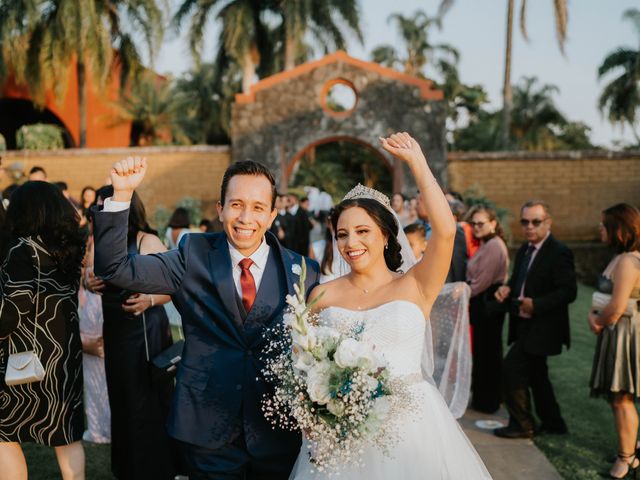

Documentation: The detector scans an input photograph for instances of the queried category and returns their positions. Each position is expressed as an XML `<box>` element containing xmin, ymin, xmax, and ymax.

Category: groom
<box><xmin>93</xmin><ymin>157</ymin><xmax>320</xmax><ymax>479</ymax></box>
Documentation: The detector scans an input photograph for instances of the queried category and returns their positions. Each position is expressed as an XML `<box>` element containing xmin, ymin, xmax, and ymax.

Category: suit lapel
<box><xmin>207</xmin><ymin>235</ymin><xmax>246</xmax><ymax>335</ymax></box>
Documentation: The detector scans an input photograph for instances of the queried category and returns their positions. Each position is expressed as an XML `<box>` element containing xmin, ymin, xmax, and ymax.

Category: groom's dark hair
<box><xmin>220</xmin><ymin>160</ymin><xmax>277</xmax><ymax>209</ymax></box>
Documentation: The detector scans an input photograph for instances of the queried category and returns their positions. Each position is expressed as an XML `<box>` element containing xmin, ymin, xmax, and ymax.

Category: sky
<box><xmin>155</xmin><ymin>0</ymin><xmax>640</xmax><ymax>148</ymax></box>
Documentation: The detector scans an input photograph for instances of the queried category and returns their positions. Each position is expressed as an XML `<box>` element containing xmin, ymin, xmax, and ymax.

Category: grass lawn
<box><xmin>535</xmin><ymin>282</ymin><xmax>621</xmax><ymax>479</ymax></box>
<box><xmin>20</xmin><ymin>283</ymin><xmax>626</xmax><ymax>479</ymax></box>
<box><xmin>23</xmin><ymin>441</ymin><xmax>112</xmax><ymax>479</ymax></box>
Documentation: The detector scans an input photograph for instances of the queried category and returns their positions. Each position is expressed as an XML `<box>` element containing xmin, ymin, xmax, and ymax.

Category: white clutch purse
<box><xmin>5</xmin><ymin>351</ymin><xmax>45</xmax><ymax>386</ymax></box>
<box><xmin>4</xmin><ymin>238</ymin><xmax>46</xmax><ymax>387</ymax></box>
<box><xmin>592</xmin><ymin>291</ymin><xmax>638</xmax><ymax>317</ymax></box>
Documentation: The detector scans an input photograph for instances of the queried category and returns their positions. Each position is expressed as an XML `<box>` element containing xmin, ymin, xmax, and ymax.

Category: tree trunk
<box><xmin>500</xmin><ymin>0</ymin><xmax>514</xmax><ymax>150</ymax></box>
<box><xmin>77</xmin><ymin>58</ymin><xmax>87</xmax><ymax>148</ymax></box>
<box><xmin>242</xmin><ymin>49</ymin><xmax>256</xmax><ymax>94</ymax></box>
<box><xmin>284</xmin><ymin>34</ymin><xmax>296</xmax><ymax>71</ymax></box>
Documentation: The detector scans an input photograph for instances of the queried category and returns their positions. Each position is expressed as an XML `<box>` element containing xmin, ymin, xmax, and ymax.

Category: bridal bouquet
<box><xmin>262</xmin><ymin>260</ymin><xmax>413</xmax><ymax>473</ymax></box>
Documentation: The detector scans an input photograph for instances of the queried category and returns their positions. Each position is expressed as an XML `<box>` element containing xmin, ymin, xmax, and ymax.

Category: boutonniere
<box><xmin>291</xmin><ymin>263</ymin><xmax>302</xmax><ymax>276</ymax></box>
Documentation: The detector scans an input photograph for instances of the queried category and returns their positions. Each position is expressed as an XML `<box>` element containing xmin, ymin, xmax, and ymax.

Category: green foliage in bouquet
<box><xmin>16</xmin><ymin>124</ymin><xmax>64</xmax><ymax>150</ymax></box>
<box><xmin>0</xmin><ymin>133</ymin><xmax>6</xmax><ymax>152</ymax></box>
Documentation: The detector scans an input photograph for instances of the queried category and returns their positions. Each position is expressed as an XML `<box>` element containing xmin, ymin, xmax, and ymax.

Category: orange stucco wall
<box><xmin>1</xmin><ymin>60</ymin><xmax>131</xmax><ymax>148</ymax></box>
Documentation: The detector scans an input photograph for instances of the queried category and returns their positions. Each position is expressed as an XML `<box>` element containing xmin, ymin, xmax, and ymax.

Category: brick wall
<box><xmin>0</xmin><ymin>146</ymin><xmax>231</xmax><ymax>219</ymax></box>
<box><xmin>448</xmin><ymin>151</ymin><xmax>640</xmax><ymax>242</ymax></box>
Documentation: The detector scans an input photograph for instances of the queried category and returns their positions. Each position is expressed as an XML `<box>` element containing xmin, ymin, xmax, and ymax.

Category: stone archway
<box><xmin>287</xmin><ymin>135</ymin><xmax>393</xmax><ymax>192</ymax></box>
<box><xmin>231</xmin><ymin>51</ymin><xmax>447</xmax><ymax>194</ymax></box>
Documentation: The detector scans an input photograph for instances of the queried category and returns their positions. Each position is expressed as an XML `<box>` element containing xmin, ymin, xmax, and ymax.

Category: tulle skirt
<box><xmin>289</xmin><ymin>380</ymin><xmax>492</xmax><ymax>479</ymax></box>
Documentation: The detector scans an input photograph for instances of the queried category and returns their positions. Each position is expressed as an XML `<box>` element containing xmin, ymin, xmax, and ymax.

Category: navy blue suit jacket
<box><xmin>93</xmin><ymin>208</ymin><xmax>320</xmax><ymax>455</ymax></box>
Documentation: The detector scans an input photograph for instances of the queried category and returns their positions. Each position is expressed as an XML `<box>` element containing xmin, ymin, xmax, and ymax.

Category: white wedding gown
<box><xmin>289</xmin><ymin>300</ymin><xmax>492</xmax><ymax>479</ymax></box>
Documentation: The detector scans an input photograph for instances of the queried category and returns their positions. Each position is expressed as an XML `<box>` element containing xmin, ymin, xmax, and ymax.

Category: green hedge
<box><xmin>16</xmin><ymin>124</ymin><xmax>64</xmax><ymax>150</ymax></box>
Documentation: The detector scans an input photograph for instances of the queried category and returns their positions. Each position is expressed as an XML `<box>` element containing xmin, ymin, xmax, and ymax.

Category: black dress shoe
<box><xmin>494</xmin><ymin>425</ymin><xmax>535</xmax><ymax>439</ymax></box>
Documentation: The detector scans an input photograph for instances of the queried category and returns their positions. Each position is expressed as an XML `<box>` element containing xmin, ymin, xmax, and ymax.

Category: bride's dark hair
<box><xmin>332</xmin><ymin>198</ymin><xmax>403</xmax><ymax>272</ymax></box>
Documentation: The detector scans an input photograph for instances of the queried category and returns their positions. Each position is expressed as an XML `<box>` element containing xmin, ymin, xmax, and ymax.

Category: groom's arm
<box><xmin>93</xmin><ymin>202</ymin><xmax>186</xmax><ymax>295</ymax></box>
<box><xmin>93</xmin><ymin>156</ymin><xmax>187</xmax><ymax>294</ymax></box>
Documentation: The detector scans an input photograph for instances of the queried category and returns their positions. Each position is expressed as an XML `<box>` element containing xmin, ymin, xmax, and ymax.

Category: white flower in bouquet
<box><xmin>292</xmin><ymin>349</ymin><xmax>315</xmax><ymax>373</ymax></box>
<box><xmin>334</xmin><ymin>337</ymin><xmax>382</xmax><ymax>372</ymax></box>
<box><xmin>327</xmin><ymin>398</ymin><xmax>346</xmax><ymax>417</ymax></box>
<box><xmin>291</xmin><ymin>328</ymin><xmax>316</xmax><ymax>351</ymax></box>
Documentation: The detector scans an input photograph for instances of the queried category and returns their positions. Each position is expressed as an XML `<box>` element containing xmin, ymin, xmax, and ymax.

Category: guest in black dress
<box><xmin>0</xmin><ymin>182</ymin><xmax>86</xmax><ymax>479</ymax></box>
<box><xmin>465</xmin><ymin>205</ymin><xmax>509</xmax><ymax>413</ymax></box>
<box><xmin>91</xmin><ymin>186</ymin><xmax>178</xmax><ymax>480</ymax></box>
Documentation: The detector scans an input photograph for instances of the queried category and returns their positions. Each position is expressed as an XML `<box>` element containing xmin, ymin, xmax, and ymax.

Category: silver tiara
<box><xmin>342</xmin><ymin>184</ymin><xmax>391</xmax><ymax>209</ymax></box>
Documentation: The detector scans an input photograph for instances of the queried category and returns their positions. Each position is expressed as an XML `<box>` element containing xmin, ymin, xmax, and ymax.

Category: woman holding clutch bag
<box><xmin>589</xmin><ymin>203</ymin><xmax>640</xmax><ymax>479</ymax></box>
<box><xmin>0</xmin><ymin>182</ymin><xmax>86</xmax><ymax>480</ymax></box>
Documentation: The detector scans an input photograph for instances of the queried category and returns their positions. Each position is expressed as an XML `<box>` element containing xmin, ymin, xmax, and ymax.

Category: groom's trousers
<box><xmin>179</xmin><ymin>433</ymin><xmax>299</xmax><ymax>480</ymax></box>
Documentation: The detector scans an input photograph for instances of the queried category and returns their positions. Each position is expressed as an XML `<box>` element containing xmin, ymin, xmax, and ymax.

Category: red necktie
<box><xmin>239</xmin><ymin>258</ymin><xmax>256</xmax><ymax>313</ymax></box>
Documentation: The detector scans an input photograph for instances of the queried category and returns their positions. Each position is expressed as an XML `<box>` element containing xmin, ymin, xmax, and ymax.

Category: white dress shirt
<box><xmin>102</xmin><ymin>197</ymin><xmax>271</xmax><ymax>298</ymax></box>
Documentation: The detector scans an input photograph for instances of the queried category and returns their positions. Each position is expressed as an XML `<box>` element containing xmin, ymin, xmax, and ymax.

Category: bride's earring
<box><xmin>385</xmin><ymin>243</ymin><xmax>389</xmax><ymax>250</ymax></box>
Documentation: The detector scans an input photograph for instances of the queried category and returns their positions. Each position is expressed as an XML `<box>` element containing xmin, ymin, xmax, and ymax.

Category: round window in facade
<box><xmin>321</xmin><ymin>79</ymin><xmax>358</xmax><ymax>117</ymax></box>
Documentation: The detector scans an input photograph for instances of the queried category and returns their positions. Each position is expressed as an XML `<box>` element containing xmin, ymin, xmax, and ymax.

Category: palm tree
<box><xmin>0</xmin><ymin>0</ymin><xmax>163</xmax><ymax>148</ymax></box>
<box><xmin>370</xmin><ymin>11</ymin><xmax>458</xmax><ymax>78</ymax></box>
<box><xmin>174</xmin><ymin>0</ymin><xmax>272</xmax><ymax>94</ymax></box>
<box><xmin>172</xmin><ymin>62</ymin><xmax>240</xmax><ymax>144</ymax></box>
<box><xmin>598</xmin><ymin>8</ymin><xmax>640</xmax><ymax>143</ymax></box>
<box><xmin>509</xmin><ymin>76</ymin><xmax>566</xmax><ymax>151</ymax></box>
<box><xmin>277</xmin><ymin>0</ymin><xmax>363</xmax><ymax>71</ymax></box>
<box><xmin>437</xmin><ymin>0</ymin><xmax>568</xmax><ymax>149</ymax></box>
<box><xmin>500</xmin><ymin>0</ymin><xmax>568</xmax><ymax>148</ymax></box>
<box><xmin>110</xmin><ymin>72</ymin><xmax>188</xmax><ymax>146</ymax></box>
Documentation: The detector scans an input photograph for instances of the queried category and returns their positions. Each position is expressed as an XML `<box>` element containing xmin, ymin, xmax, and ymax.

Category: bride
<box><xmin>289</xmin><ymin>132</ymin><xmax>491</xmax><ymax>479</ymax></box>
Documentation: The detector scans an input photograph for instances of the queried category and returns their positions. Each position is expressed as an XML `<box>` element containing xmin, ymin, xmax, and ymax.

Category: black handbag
<box><xmin>142</xmin><ymin>312</ymin><xmax>184</xmax><ymax>383</ymax></box>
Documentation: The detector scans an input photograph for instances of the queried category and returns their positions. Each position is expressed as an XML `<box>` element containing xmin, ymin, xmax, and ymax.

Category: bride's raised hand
<box><xmin>379</xmin><ymin>132</ymin><xmax>426</xmax><ymax>168</ymax></box>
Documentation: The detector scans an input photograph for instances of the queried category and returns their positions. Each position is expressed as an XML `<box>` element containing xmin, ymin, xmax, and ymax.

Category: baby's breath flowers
<box><xmin>261</xmin><ymin>260</ymin><xmax>413</xmax><ymax>474</ymax></box>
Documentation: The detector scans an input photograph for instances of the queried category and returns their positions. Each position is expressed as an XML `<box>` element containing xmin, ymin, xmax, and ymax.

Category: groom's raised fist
<box><xmin>110</xmin><ymin>156</ymin><xmax>147</xmax><ymax>202</ymax></box>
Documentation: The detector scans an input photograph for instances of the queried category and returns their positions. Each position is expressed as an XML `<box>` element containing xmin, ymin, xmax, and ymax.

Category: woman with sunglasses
<box><xmin>589</xmin><ymin>203</ymin><xmax>640</xmax><ymax>479</ymax></box>
<box><xmin>465</xmin><ymin>204</ymin><xmax>509</xmax><ymax>413</ymax></box>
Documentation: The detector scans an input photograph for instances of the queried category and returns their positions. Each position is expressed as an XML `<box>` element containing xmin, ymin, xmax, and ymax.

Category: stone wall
<box><xmin>232</xmin><ymin>53</ymin><xmax>447</xmax><ymax>192</ymax></box>
<box><xmin>0</xmin><ymin>146</ymin><xmax>230</xmax><ymax>219</ymax></box>
<box><xmin>449</xmin><ymin>151</ymin><xmax>640</xmax><ymax>243</ymax></box>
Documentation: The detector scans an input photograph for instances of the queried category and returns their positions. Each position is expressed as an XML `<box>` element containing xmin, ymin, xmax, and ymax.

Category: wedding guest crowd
<box><xmin>2</xmin><ymin>159</ymin><xmax>640</xmax><ymax>479</ymax></box>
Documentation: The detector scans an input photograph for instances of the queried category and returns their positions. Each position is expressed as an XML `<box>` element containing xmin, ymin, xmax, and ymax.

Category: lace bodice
<box><xmin>319</xmin><ymin>300</ymin><xmax>429</xmax><ymax>377</ymax></box>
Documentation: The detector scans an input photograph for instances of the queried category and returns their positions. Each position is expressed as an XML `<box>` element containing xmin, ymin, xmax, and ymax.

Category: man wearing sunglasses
<box><xmin>493</xmin><ymin>200</ymin><xmax>577</xmax><ymax>439</ymax></box>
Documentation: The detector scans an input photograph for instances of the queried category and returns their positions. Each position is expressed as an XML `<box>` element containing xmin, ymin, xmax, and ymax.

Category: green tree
<box><xmin>174</xmin><ymin>0</ymin><xmax>272</xmax><ymax>94</ymax></box>
<box><xmin>499</xmin><ymin>0</ymin><xmax>568</xmax><ymax>148</ymax></box>
<box><xmin>0</xmin><ymin>0</ymin><xmax>163</xmax><ymax>147</ymax></box>
<box><xmin>438</xmin><ymin>0</ymin><xmax>569</xmax><ymax>149</ymax></box>
<box><xmin>370</xmin><ymin>10</ymin><xmax>458</xmax><ymax>78</ymax></box>
<box><xmin>598</xmin><ymin>8</ymin><xmax>640</xmax><ymax>143</ymax></box>
<box><xmin>510</xmin><ymin>76</ymin><xmax>567</xmax><ymax>151</ymax></box>
<box><xmin>453</xmin><ymin>76</ymin><xmax>594</xmax><ymax>151</ymax></box>
<box><xmin>112</xmin><ymin>72</ymin><xmax>187</xmax><ymax>146</ymax></box>
<box><xmin>277</xmin><ymin>0</ymin><xmax>363</xmax><ymax>71</ymax></box>
<box><xmin>172</xmin><ymin>62</ymin><xmax>240</xmax><ymax>144</ymax></box>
